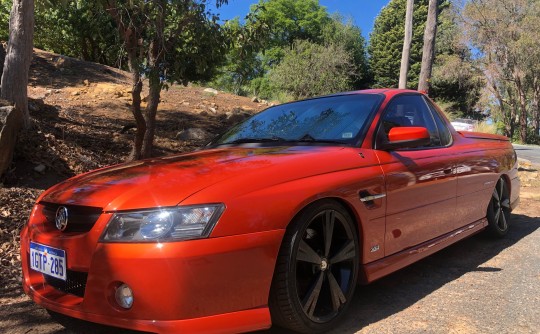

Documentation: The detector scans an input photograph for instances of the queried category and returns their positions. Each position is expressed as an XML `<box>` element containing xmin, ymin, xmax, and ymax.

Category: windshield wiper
<box><xmin>226</xmin><ymin>136</ymin><xmax>287</xmax><ymax>144</ymax></box>
<box><xmin>296</xmin><ymin>133</ymin><xmax>346</xmax><ymax>144</ymax></box>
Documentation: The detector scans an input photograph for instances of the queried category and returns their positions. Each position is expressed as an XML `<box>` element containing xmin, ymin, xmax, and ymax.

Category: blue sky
<box><xmin>212</xmin><ymin>0</ymin><xmax>390</xmax><ymax>39</ymax></box>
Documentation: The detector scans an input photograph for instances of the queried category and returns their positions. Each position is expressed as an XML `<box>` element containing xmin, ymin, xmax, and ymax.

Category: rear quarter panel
<box><xmin>453</xmin><ymin>132</ymin><xmax>518</xmax><ymax>223</ymax></box>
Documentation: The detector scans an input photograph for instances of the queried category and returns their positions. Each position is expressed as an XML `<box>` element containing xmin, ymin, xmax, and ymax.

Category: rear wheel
<box><xmin>269</xmin><ymin>200</ymin><xmax>359</xmax><ymax>333</ymax></box>
<box><xmin>486</xmin><ymin>178</ymin><xmax>511</xmax><ymax>237</ymax></box>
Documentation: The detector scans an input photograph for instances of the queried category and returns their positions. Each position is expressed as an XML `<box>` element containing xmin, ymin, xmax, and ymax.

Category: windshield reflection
<box><xmin>212</xmin><ymin>94</ymin><xmax>383</xmax><ymax>146</ymax></box>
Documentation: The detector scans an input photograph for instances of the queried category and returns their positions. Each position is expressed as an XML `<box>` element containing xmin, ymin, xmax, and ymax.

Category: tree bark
<box><xmin>141</xmin><ymin>2</ymin><xmax>165</xmax><ymax>159</ymax></box>
<box><xmin>418</xmin><ymin>0</ymin><xmax>438</xmax><ymax>93</ymax></box>
<box><xmin>0</xmin><ymin>0</ymin><xmax>34</xmax><ymax>176</ymax></box>
<box><xmin>142</xmin><ymin>68</ymin><xmax>161</xmax><ymax>158</ymax></box>
<box><xmin>0</xmin><ymin>106</ymin><xmax>22</xmax><ymax>176</ymax></box>
<box><xmin>515</xmin><ymin>77</ymin><xmax>528</xmax><ymax>143</ymax></box>
<box><xmin>127</xmin><ymin>53</ymin><xmax>145</xmax><ymax>161</ymax></box>
<box><xmin>532</xmin><ymin>81</ymin><xmax>540</xmax><ymax>140</ymax></box>
<box><xmin>0</xmin><ymin>0</ymin><xmax>34</xmax><ymax>127</ymax></box>
<box><xmin>399</xmin><ymin>0</ymin><xmax>414</xmax><ymax>89</ymax></box>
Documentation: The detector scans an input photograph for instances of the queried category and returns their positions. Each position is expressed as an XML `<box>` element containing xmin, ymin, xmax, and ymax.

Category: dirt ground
<box><xmin>1</xmin><ymin>50</ymin><xmax>539</xmax><ymax>334</ymax></box>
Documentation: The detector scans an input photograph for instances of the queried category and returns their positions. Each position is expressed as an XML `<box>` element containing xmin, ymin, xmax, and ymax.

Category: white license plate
<box><xmin>30</xmin><ymin>242</ymin><xmax>67</xmax><ymax>281</ymax></box>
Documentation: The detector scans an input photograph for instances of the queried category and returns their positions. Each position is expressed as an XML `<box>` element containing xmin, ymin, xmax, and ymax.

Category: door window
<box><xmin>377</xmin><ymin>94</ymin><xmax>443</xmax><ymax>148</ymax></box>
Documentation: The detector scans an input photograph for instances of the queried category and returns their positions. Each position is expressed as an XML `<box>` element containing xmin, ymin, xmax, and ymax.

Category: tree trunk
<box><xmin>399</xmin><ymin>0</ymin><xmax>414</xmax><ymax>89</ymax></box>
<box><xmin>533</xmin><ymin>84</ymin><xmax>540</xmax><ymax>140</ymax></box>
<box><xmin>142</xmin><ymin>68</ymin><xmax>161</xmax><ymax>158</ymax></box>
<box><xmin>0</xmin><ymin>106</ymin><xmax>22</xmax><ymax>175</ymax></box>
<box><xmin>418</xmin><ymin>0</ymin><xmax>438</xmax><ymax>93</ymax></box>
<box><xmin>106</xmin><ymin>1</ymin><xmax>147</xmax><ymax>161</ymax></box>
<box><xmin>0</xmin><ymin>0</ymin><xmax>34</xmax><ymax>176</ymax></box>
<box><xmin>516</xmin><ymin>80</ymin><xmax>528</xmax><ymax>144</ymax></box>
<box><xmin>0</xmin><ymin>0</ymin><xmax>34</xmax><ymax>127</ymax></box>
<box><xmin>533</xmin><ymin>97</ymin><xmax>539</xmax><ymax>139</ymax></box>
<box><xmin>127</xmin><ymin>57</ymin><xmax>145</xmax><ymax>161</ymax></box>
<box><xmin>141</xmin><ymin>3</ymin><xmax>165</xmax><ymax>159</ymax></box>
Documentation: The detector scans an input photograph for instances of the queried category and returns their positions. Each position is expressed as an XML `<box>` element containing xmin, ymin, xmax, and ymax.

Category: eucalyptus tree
<box><xmin>418</xmin><ymin>0</ymin><xmax>439</xmax><ymax>93</ymax></box>
<box><xmin>399</xmin><ymin>0</ymin><xmax>414</xmax><ymax>89</ymax></box>
<box><xmin>463</xmin><ymin>0</ymin><xmax>539</xmax><ymax>142</ymax></box>
<box><xmin>0</xmin><ymin>0</ymin><xmax>34</xmax><ymax>176</ymax></box>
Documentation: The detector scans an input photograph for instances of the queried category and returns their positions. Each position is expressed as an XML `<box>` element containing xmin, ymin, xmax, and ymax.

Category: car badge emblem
<box><xmin>55</xmin><ymin>206</ymin><xmax>69</xmax><ymax>231</ymax></box>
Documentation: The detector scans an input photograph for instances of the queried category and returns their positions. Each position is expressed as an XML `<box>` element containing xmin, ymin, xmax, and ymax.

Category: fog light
<box><xmin>115</xmin><ymin>283</ymin><xmax>134</xmax><ymax>309</ymax></box>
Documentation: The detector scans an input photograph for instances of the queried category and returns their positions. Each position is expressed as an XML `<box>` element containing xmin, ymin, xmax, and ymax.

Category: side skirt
<box><xmin>360</xmin><ymin>218</ymin><xmax>487</xmax><ymax>283</ymax></box>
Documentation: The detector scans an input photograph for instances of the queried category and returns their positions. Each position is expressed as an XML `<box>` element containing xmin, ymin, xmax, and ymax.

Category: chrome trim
<box><xmin>360</xmin><ymin>193</ymin><xmax>386</xmax><ymax>202</ymax></box>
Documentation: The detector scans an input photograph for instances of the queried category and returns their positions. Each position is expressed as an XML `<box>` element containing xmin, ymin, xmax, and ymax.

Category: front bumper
<box><xmin>21</xmin><ymin>224</ymin><xmax>283</xmax><ymax>333</ymax></box>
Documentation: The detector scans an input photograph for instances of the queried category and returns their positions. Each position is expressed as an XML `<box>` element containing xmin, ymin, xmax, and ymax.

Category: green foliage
<box><xmin>212</xmin><ymin>0</ymin><xmax>369</xmax><ymax>100</ymax></box>
<box><xmin>161</xmin><ymin>2</ymin><xmax>228</xmax><ymax>85</ymax></box>
<box><xmin>252</xmin><ymin>0</ymin><xmax>330</xmax><ymax>69</ymax></box>
<box><xmin>33</xmin><ymin>1</ymin><xmax>121</xmax><ymax>66</ymax></box>
<box><xmin>0</xmin><ymin>1</ymin><xmax>10</xmax><ymax>41</ymax></box>
<box><xmin>269</xmin><ymin>40</ymin><xmax>356</xmax><ymax>100</ymax></box>
<box><xmin>369</xmin><ymin>0</ymin><xmax>428</xmax><ymax>88</ymax></box>
<box><xmin>209</xmin><ymin>6</ymin><xmax>269</xmax><ymax>95</ymax></box>
<box><xmin>97</xmin><ymin>0</ymin><xmax>228</xmax><ymax>86</ymax></box>
<box><xmin>321</xmin><ymin>14</ymin><xmax>370</xmax><ymax>88</ymax></box>
<box><xmin>430</xmin><ymin>8</ymin><xmax>483</xmax><ymax>117</ymax></box>
<box><xmin>253</xmin><ymin>0</ymin><xmax>329</xmax><ymax>47</ymax></box>
<box><xmin>369</xmin><ymin>0</ymin><xmax>452</xmax><ymax>89</ymax></box>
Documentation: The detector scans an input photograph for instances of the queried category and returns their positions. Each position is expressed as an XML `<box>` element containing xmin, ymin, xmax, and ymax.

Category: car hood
<box><xmin>40</xmin><ymin>146</ymin><xmax>373</xmax><ymax>211</ymax></box>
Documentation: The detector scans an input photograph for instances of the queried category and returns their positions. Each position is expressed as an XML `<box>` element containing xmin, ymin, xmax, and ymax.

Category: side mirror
<box><xmin>380</xmin><ymin>127</ymin><xmax>431</xmax><ymax>150</ymax></box>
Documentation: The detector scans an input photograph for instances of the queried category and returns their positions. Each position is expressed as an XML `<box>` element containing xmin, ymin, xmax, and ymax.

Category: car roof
<box><xmin>328</xmin><ymin>89</ymin><xmax>422</xmax><ymax>98</ymax></box>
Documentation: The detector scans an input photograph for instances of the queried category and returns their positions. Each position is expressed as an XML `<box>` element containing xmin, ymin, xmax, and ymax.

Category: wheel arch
<box><xmin>500</xmin><ymin>173</ymin><xmax>512</xmax><ymax>198</ymax></box>
<box><xmin>287</xmin><ymin>196</ymin><xmax>364</xmax><ymax>250</ymax></box>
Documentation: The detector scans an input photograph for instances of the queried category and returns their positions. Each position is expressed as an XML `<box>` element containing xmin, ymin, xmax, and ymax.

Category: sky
<box><xmin>211</xmin><ymin>0</ymin><xmax>390</xmax><ymax>39</ymax></box>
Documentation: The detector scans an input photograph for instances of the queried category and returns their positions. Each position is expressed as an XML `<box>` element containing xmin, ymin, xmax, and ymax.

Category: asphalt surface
<box><xmin>513</xmin><ymin>144</ymin><xmax>540</xmax><ymax>165</ymax></box>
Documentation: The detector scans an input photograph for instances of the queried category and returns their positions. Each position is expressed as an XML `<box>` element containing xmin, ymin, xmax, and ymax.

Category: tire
<box><xmin>269</xmin><ymin>200</ymin><xmax>359</xmax><ymax>333</ymax></box>
<box><xmin>486</xmin><ymin>178</ymin><xmax>511</xmax><ymax>237</ymax></box>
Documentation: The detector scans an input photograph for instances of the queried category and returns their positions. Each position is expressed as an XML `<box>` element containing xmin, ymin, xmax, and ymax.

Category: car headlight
<box><xmin>100</xmin><ymin>204</ymin><xmax>225</xmax><ymax>242</ymax></box>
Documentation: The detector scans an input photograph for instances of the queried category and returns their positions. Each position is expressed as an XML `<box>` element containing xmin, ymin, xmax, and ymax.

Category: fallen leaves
<box><xmin>0</xmin><ymin>187</ymin><xmax>41</xmax><ymax>289</ymax></box>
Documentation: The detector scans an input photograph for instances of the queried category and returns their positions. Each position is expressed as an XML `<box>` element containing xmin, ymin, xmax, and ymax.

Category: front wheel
<box><xmin>486</xmin><ymin>178</ymin><xmax>511</xmax><ymax>237</ymax></box>
<box><xmin>269</xmin><ymin>200</ymin><xmax>359</xmax><ymax>333</ymax></box>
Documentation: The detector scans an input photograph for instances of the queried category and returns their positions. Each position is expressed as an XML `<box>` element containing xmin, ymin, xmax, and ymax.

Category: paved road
<box><xmin>513</xmin><ymin>144</ymin><xmax>540</xmax><ymax>165</ymax></box>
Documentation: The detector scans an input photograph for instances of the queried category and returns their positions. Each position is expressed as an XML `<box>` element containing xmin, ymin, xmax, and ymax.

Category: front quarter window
<box><xmin>212</xmin><ymin>94</ymin><xmax>383</xmax><ymax>146</ymax></box>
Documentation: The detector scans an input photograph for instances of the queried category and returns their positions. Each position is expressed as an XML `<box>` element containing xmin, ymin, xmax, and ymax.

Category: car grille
<box><xmin>44</xmin><ymin>270</ymin><xmax>88</xmax><ymax>298</ymax></box>
<box><xmin>40</xmin><ymin>202</ymin><xmax>102</xmax><ymax>233</ymax></box>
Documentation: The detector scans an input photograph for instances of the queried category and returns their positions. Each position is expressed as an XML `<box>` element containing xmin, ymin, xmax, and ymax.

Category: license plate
<box><xmin>30</xmin><ymin>242</ymin><xmax>67</xmax><ymax>281</ymax></box>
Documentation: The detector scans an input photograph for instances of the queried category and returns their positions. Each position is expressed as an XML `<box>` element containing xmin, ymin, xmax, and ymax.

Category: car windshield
<box><xmin>212</xmin><ymin>94</ymin><xmax>383</xmax><ymax>146</ymax></box>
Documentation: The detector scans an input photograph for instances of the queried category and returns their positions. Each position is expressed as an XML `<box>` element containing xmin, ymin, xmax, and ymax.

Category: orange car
<box><xmin>20</xmin><ymin>89</ymin><xmax>520</xmax><ymax>333</ymax></box>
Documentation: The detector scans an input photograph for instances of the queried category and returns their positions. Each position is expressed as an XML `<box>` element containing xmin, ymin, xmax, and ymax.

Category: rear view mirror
<box><xmin>380</xmin><ymin>127</ymin><xmax>431</xmax><ymax>150</ymax></box>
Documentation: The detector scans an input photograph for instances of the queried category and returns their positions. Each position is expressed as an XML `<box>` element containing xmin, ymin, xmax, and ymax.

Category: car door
<box><xmin>374</xmin><ymin>94</ymin><xmax>458</xmax><ymax>256</ymax></box>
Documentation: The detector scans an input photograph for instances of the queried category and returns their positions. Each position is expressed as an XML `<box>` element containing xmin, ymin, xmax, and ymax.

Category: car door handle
<box><xmin>444</xmin><ymin>168</ymin><xmax>452</xmax><ymax>174</ymax></box>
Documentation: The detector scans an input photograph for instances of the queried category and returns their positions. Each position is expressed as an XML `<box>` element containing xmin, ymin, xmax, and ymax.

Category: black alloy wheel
<box><xmin>486</xmin><ymin>178</ymin><xmax>511</xmax><ymax>237</ymax></box>
<box><xmin>269</xmin><ymin>200</ymin><xmax>359</xmax><ymax>333</ymax></box>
